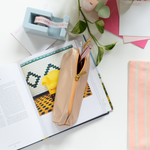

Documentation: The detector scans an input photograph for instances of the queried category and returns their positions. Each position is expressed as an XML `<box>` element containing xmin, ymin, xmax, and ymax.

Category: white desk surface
<box><xmin>1</xmin><ymin>0</ymin><xmax>150</xmax><ymax>150</ymax></box>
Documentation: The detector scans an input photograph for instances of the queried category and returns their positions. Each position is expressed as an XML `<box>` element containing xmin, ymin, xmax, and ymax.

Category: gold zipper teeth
<box><xmin>67</xmin><ymin>51</ymin><xmax>87</xmax><ymax>123</ymax></box>
<box><xmin>75</xmin><ymin>71</ymin><xmax>87</xmax><ymax>81</ymax></box>
<box><xmin>67</xmin><ymin>52</ymin><xmax>80</xmax><ymax>117</ymax></box>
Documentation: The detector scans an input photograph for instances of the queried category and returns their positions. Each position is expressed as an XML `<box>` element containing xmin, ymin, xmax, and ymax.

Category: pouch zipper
<box><xmin>75</xmin><ymin>71</ymin><xmax>87</xmax><ymax>81</ymax></box>
<box><xmin>68</xmin><ymin>53</ymin><xmax>87</xmax><ymax>117</ymax></box>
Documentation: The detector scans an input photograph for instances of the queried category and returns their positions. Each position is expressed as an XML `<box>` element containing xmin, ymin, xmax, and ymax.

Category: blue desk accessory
<box><xmin>23</xmin><ymin>7</ymin><xmax>69</xmax><ymax>41</ymax></box>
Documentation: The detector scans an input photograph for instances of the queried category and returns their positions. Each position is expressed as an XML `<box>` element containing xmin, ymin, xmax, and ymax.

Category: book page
<box><xmin>0</xmin><ymin>63</ymin><xmax>44</xmax><ymax>150</ymax></box>
<box><xmin>18</xmin><ymin>40</ymin><xmax>109</xmax><ymax>138</ymax></box>
<box><xmin>75</xmin><ymin>36</ymin><xmax>112</xmax><ymax>111</ymax></box>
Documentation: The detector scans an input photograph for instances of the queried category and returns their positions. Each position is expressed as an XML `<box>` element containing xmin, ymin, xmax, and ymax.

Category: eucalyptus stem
<box><xmin>70</xmin><ymin>0</ymin><xmax>117</xmax><ymax>65</ymax></box>
<box><xmin>86</xmin><ymin>19</ymin><xmax>94</xmax><ymax>24</ymax></box>
<box><xmin>78</xmin><ymin>0</ymin><xmax>80</xmax><ymax>20</ymax></box>
<box><xmin>87</xmin><ymin>29</ymin><xmax>99</xmax><ymax>47</ymax></box>
<box><xmin>92</xmin><ymin>35</ymin><xmax>104</xmax><ymax>47</ymax></box>
<box><xmin>79</xmin><ymin>7</ymin><xmax>101</xmax><ymax>47</ymax></box>
<box><xmin>78</xmin><ymin>0</ymin><xmax>96</xmax><ymax>45</ymax></box>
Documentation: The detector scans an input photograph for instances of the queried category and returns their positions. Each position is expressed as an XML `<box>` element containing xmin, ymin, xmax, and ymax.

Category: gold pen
<box><xmin>83</xmin><ymin>37</ymin><xmax>92</xmax><ymax>50</ymax></box>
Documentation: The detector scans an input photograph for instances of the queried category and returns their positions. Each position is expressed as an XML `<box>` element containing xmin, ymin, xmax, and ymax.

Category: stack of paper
<box><xmin>119</xmin><ymin>0</ymin><xmax>150</xmax><ymax>37</ymax></box>
<box><xmin>119</xmin><ymin>0</ymin><xmax>150</xmax><ymax>45</ymax></box>
<box><xmin>92</xmin><ymin>0</ymin><xmax>150</xmax><ymax>49</ymax></box>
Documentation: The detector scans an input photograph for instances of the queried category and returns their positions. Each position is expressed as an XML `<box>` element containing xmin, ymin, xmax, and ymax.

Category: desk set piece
<box><xmin>83</xmin><ymin>0</ymin><xmax>98</xmax><ymax>12</ymax></box>
<box><xmin>23</xmin><ymin>7</ymin><xmax>70</xmax><ymax>41</ymax></box>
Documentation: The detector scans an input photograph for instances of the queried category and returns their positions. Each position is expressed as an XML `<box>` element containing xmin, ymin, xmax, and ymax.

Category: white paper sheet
<box><xmin>119</xmin><ymin>1</ymin><xmax>150</xmax><ymax>37</ymax></box>
<box><xmin>0</xmin><ymin>63</ymin><xmax>45</xmax><ymax>150</ymax></box>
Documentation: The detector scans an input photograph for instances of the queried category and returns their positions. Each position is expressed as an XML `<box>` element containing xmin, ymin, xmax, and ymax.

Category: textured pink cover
<box><xmin>100</xmin><ymin>0</ymin><xmax>148</xmax><ymax>49</ymax></box>
<box><xmin>128</xmin><ymin>61</ymin><xmax>150</xmax><ymax>149</ymax></box>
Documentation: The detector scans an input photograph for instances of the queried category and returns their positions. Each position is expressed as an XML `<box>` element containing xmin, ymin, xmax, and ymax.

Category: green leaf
<box><xmin>98</xmin><ymin>6</ymin><xmax>110</xmax><ymax>19</ymax></box>
<box><xmin>104</xmin><ymin>42</ymin><xmax>117</xmax><ymax>50</ymax></box>
<box><xmin>95</xmin><ymin>2</ymin><xmax>104</xmax><ymax>12</ymax></box>
<box><xmin>96</xmin><ymin>46</ymin><xmax>104</xmax><ymax>66</ymax></box>
<box><xmin>95</xmin><ymin>20</ymin><xmax>105</xmax><ymax>34</ymax></box>
<box><xmin>70</xmin><ymin>20</ymin><xmax>87</xmax><ymax>34</ymax></box>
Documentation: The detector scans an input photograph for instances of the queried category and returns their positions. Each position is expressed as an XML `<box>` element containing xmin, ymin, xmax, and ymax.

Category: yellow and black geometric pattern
<box><xmin>34</xmin><ymin>83</ymin><xmax>92</xmax><ymax>116</ymax></box>
<box><xmin>34</xmin><ymin>92</ymin><xmax>55</xmax><ymax>116</ymax></box>
<box><xmin>83</xmin><ymin>83</ymin><xmax>92</xmax><ymax>98</ymax></box>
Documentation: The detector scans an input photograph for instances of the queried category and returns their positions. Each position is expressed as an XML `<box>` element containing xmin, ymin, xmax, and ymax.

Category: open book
<box><xmin>0</xmin><ymin>40</ymin><xmax>113</xmax><ymax>150</ymax></box>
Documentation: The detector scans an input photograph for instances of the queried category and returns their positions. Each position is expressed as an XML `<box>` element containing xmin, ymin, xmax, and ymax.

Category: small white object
<box><xmin>79</xmin><ymin>41</ymin><xmax>83</xmax><ymax>54</ymax></box>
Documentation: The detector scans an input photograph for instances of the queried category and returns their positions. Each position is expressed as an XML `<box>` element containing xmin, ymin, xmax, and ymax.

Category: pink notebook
<box><xmin>100</xmin><ymin>0</ymin><xmax>148</xmax><ymax>49</ymax></box>
<box><xmin>128</xmin><ymin>61</ymin><xmax>150</xmax><ymax>149</ymax></box>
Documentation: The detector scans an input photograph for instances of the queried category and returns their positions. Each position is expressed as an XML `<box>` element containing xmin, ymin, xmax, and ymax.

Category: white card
<box><xmin>119</xmin><ymin>1</ymin><xmax>150</xmax><ymax>37</ymax></box>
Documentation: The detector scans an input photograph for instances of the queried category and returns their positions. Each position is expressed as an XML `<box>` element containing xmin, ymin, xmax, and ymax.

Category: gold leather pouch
<box><xmin>53</xmin><ymin>47</ymin><xmax>90</xmax><ymax>126</ymax></box>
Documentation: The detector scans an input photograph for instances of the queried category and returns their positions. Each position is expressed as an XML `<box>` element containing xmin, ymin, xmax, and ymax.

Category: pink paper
<box><xmin>101</xmin><ymin>0</ymin><xmax>148</xmax><ymax>49</ymax></box>
<box><xmin>116</xmin><ymin>0</ymin><xmax>150</xmax><ymax>43</ymax></box>
<box><xmin>123</xmin><ymin>36</ymin><xmax>150</xmax><ymax>43</ymax></box>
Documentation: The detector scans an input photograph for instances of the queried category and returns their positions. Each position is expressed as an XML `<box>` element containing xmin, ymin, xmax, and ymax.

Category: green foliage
<box><xmin>98</xmin><ymin>6</ymin><xmax>110</xmax><ymax>19</ymax></box>
<box><xmin>104</xmin><ymin>42</ymin><xmax>117</xmax><ymax>51</ymax></box>
<box><xmin>95</xmin><ymin>20</ymin><xmax>104</xmax><ymax>34</ymax></box>
<box><xmin>71</xmin><ymin>0</ymin><xmax>117</xmax><ymax>66</ymax></box>
<box><xmin>71</xmin><ymin>20</ymin><xmax>87</xmax><ymax>34</ymax></box>
<box><xmin>95</xmin><ymin>2</ymin><xmax>104</xmax><ymax>12</ymax></box>
<box><xmin>95</xmin><ymin>1</ymin><xmax>110</xmax><ymax>19</ymax></box>
<box><xmin>96</xmin><ymin>47</ymin><xmax>104</xmax><ymax>66</ymax></box>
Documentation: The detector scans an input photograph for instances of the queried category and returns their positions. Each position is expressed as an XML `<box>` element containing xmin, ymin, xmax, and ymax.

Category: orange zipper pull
<box><xmin>75</xmin><ymin>71</ymin><xmax>87</xmax><ymax>81</ymax></box>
